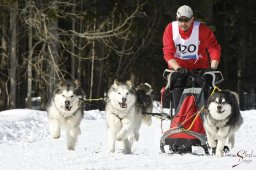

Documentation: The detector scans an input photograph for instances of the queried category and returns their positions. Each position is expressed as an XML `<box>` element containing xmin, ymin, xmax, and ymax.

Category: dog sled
<box><xmin>159</xmin><ymin>69</ymin><xmax>224</xmax><ymax>154</ymax></box>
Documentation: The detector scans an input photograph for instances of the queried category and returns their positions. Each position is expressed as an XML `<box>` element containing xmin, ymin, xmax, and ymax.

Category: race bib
<box><xmin>172</xmin><ymin>21</ymin><xmax>200</xmax><ymax>60</ymax></box>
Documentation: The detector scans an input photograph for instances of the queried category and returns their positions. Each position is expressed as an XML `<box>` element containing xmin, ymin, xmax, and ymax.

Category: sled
<box><xmin>159</xmin><ymin>69</ymin><xmax>224</xmax><ymax>154</ymax></box>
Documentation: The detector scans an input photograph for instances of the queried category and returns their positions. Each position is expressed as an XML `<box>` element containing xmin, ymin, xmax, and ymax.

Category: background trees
<box><xmin>0</xmin><ymin>0</ymin><xmax>255</xmax><ymax>110</ymax></box>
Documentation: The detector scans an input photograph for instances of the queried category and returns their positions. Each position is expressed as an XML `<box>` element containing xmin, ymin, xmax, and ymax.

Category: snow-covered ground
<box><xmin>0</xmin><ymin>106</ymin><xmax>255</xmax><ymax>170</ymax></box>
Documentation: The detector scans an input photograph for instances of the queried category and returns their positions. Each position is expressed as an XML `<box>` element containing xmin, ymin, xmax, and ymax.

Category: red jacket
<box><xmin>163</xmin><ymin>21</ymin><xmax>221</xmax><ymax>70</ymax></box>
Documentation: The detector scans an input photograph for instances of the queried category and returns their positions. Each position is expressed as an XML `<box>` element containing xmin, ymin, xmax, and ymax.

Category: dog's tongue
<box><xmin>119</xmin><ymin>102</ymin><xmax>127</xmax><ymax>108</ymax></box>
<box><xmin>65</xmin><ymin>106</ymin><xmax>72</xmax><ymax>111</ymax></box>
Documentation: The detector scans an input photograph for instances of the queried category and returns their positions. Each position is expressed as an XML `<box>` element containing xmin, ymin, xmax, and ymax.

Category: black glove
<box><xmin>176</xmin><ymin>67</ymin><xmax>187</xmax><ymax>75</ymax></box>
<box><xmin>203</xmin><ymin>73</ymin><xmax>214</xmax><ymax>87</ymax></box>
<box><xmin>210</xmin><ymin>67</ymin><xmax>217</xmax><ymax>71</ymax></box>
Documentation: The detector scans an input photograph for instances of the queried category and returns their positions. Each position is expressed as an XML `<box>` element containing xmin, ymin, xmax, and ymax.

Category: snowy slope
<box><xmin>0</xmin><ymin>108</ymin><xmax>255</xmax><ymax>170</ymax></box>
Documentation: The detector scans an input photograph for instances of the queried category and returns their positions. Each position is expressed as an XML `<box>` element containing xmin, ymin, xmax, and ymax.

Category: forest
<box><xmin>0</xmin><ymin>0</ymin><xmax>255</xmax><ymax>111</ymax></box>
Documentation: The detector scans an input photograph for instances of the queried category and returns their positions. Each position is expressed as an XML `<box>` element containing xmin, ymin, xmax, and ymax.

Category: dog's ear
<box><xmin>136</xmin><ymin>83</ymin><xmax>153</xmax><ymax>95</ymax></box>
<box><xmin>144</xmin><ymin>83</ymin><xmax>152</xmax><ymax>89</ymax></box>
<box><xmin>126</xmin><ymin>80</ymin><xmax>132</xmax><ymax>88</ymax></box>
<box><xmin>144</xmin><ymin>83</ymin><xmax>153</xmax><ymax>95</ymax></box>
<box><xmin>112</xmin><ymin>79</ymin><xmax>120</xmax><ymax>90</ymax></box>
<box><xmin>114</xmin><ymin>79</ymin><xmax>120</xmax><ymax>85</ymax></box>
<box><xmin>74</xmin><ymin>79</ymin><xmax>81</xmax><ymax>88</ymax></box>
<box><xmin>135</xmin><ymin>83</ymin><xmax>142</xmax><ymax>90</ymax></box>
<box><xmin>55</xmin><ymin>79</ymin><xmax>65</xmax><ymax>94</ymax></box>
<box><xmin>59</xmin><ymin>79</ymin><xmax>65</xmax><ymax>87</ymax></box>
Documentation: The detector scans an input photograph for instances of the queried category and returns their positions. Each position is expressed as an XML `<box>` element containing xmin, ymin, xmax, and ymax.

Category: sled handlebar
<box><xmin>163</xmin><ymin>69</ymin><xmax>218</xmax><ymax>78</ymax></box>
<box><xmin>163</xmin><ymin>69</ymin><xmax>224</xmax><ymax>88</ymax></box>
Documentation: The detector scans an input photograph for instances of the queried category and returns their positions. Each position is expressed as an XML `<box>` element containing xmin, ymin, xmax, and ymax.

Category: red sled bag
<box><xmin>160</xmin><ymin>69</ymin><xmax>224</xmax><ymax>154</ymax></box>
<box><xmin>161</xmin><ymin>87</ymin><xmax>208</xmax><ymax>154</ymax></box>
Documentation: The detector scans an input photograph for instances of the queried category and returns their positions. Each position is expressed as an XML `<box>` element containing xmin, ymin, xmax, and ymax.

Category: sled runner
<box><xmin>159</xmin><ymin>69</ymin><xmax>224</xmax><ymax>154</ymax></box>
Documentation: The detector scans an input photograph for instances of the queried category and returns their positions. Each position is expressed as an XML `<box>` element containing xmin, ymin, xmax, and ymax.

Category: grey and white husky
<box><xmin>47</xmin><ymin>79</ymin><xmax>84</xmax><ymax>150</ymax></box>
<box><xmin>105</xmin><ymin>80</ymin><xmax>152</xmax><ymax>154</ymax></box>
<box><xmin>204</xmin><ymin>90</ymin><xmax>243</xmax><ymax>156</ymax></box>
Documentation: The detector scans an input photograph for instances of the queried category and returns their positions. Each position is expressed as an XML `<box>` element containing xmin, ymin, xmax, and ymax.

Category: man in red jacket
<box><xmin>163</xmin><ymin>5</ymin><xmax>221</xmax><ymax>74</ymax></box>
<box><xmin>161</xmin><ymin>6</ymin><xmax>221</xmax><ymax>154</ymax></box>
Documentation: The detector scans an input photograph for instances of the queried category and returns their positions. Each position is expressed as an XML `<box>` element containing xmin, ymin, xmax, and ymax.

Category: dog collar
<box><xmin>112</xmin><ymin>112</ymin><xmax>124</xmax><ymax>121</ymax></box>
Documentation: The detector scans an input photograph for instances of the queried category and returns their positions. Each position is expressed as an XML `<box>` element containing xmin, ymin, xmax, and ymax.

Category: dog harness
<box><xmin>111</xmin><ymin>112</ymin><xmax>125</xmax><ymax>121</ymax></box>
<box><xmin>111</xmin><ymin>110</ymin><xmax>131</xmax><ymax>121</ymax></box>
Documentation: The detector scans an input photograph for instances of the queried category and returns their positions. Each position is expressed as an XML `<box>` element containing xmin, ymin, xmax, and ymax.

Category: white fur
<box><xmin>204</xmin><ymin>92</ymin><xmax>242</xmax><ymax>157</ymax></box>
<box><xmin>204</xmin><ymin>119</ymin><xmax>231</xmax><ymax>157</ymax></box>
<box><xmin>106</xmin><ymin>82</ymin><xmax>152</xmax><ymax>154</ymax></box>
<box><xmin>207</xmin><ymin>101</ymin><xmax>231</xmax><ymax>121</ymax></box>
<box><xmin>47</xmin><ymin>89</ymin><xmax>83</xmax><ymax>150</ymax></box>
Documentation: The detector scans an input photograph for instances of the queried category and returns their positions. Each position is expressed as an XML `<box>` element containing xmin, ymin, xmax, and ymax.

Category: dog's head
<box><xmin>108</xmin><ymin>80</ymin><xmax>136</xmax><ymax>110</ymax></box>
<box><xmin>207</xmin><ymin>90</ymin><xmax>236</xmax><ymax>120</ymax></box>
<box><xmin>135</xmin><ymin>83</ymin><xmax>153</xmax><ymax>110</ymax></box>
<box><xmin>136</xmin><ymin>83</ymin><xmax>153</xmax><ymax>95</ymax></box>
<box><xmin>54</xmin><ymin>79</ymin><xmax>82</xmax><ymax>112</ymax></box>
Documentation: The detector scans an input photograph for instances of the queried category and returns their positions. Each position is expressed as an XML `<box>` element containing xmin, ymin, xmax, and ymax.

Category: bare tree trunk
<box><xmin>0</xmin><ymin>16</ymin><xmax>8</xmax><ymax>110</ymax></box>
<box><xmin>90</xmin><ymin>40</ymin><xmax>95</xmax><ymax>99</ymax></box>
<box><xmin>114</xmin><ymin>34</ymin><xmax>128</xmax><ymax>78</ymax></box>
<box><xmin>47</xmin><ymin>1</ymin><xmax>60</xmax><ymax>96</ymax></box>
<box><xmin>237</xmin><ymin>4</ymin><xmax>247</xmax><ymax>110</ymax></box>
<box><xmin>89</xmin><ymin>17</ymin><xmax>96</xmax><ymax>100</ymax></box>
<box><xmin>9</xmin><ymin>1</ymin><xmax>18</xmax><ymax>109</ymax></box>
<box><xmin>130</xmin><ymin>71</ymin><xmax>136</xmax><ymax>87</ymax></box>
<box><xmin>39</xmin><ymin>47</ymin><xmax>47</xmax><ymax>110</ymax></box>
<box><xmin>27</xmin><ymin>0</ymin><xmax>33</xmax><ymax>108</ymax></box>
<box><xmin>77</xmin><ymin>1</ymin><xmax>83</xmax><ymax>81</ymax></box>
<box><xmin>96</xmin><ymin>61</ymin><xmax>103</xmax><ymax>97</ymax></box>
<box><xmin>77</xmin><ymin>24</ymin><xmax>82</xmax><ymax>81</ymax></box>
<box><xmin>71</xmin><ymin>0</ymin><xmax>76</xmax><ymax>79</ymax></box>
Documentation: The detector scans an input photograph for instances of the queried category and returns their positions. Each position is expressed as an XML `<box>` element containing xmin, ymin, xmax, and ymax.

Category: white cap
<box><xmin>176</xmin><ymin>5</ymin><xmax>193</xmax><ymax>19</ymax></box>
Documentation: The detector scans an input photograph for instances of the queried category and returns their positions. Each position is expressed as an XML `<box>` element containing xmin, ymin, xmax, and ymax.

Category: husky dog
<box><xmin>47</xmin><ymin>79</ymin><xmax>84</xmax><ymax>150</ymax></box>
<box><xmin>204</xmin><ymin>90</ymin><xmax>243</xmax><ymax>156</ymax></box>
<box><xmin>136</xmin><ymin>83</ymin><xmax>154</xmax><ymax>114</ymax></box>
<box><xmin>106</xmin><ymin>80</ymin><xmax>152</xmax><ymax>154</ymax></box>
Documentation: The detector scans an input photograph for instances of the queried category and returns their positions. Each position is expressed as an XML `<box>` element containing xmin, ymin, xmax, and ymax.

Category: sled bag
<box><xmin>166</xmin><ymin>88</ymin><xmax>206</xmax><ymax>147</ymax></box>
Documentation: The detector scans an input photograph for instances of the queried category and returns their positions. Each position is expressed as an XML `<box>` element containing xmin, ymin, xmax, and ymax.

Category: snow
<box><xmin>0</xmin><ymin>106</ymin><xmax>255</xmax><ymax>170</ymax></box>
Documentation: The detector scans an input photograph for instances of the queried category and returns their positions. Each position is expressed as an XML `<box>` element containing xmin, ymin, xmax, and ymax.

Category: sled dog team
<box><xmin>47</xmin><ymin>79</ymin><xmax>243</xmax><ymax>156</ymax></box>
<box><xmin>47</xmin><ymin>79</ymin><xmax>153</xmax><ymax>153</ymax></box>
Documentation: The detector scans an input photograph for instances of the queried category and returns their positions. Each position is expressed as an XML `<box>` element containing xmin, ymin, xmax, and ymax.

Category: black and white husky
<box><xmin>105</xmin><ymin>80</ymin><xmax>152</xmax><ymax>154</ymax></box>
<box><xmin>204</xmin><ymin>90</ymin><xmax>243</xmax><ymax>156</ymax></box>
<box><xmin>47</xmin><ymin>80</ymin><xmax>84</xmax><ymax>150</ymax></box>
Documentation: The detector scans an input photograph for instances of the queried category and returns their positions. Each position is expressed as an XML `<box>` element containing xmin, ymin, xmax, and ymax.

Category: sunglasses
<box><xmin>177</xmin><ymin>17</ymin><xmax>191</xmax><ymax>22</ymax></box>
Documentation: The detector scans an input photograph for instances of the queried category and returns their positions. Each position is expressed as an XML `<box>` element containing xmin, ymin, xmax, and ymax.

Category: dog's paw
<box><xmin>107</xmin><ymin>149</ymin><xmax>115</xmax><ymax>153</ymax></box>
<box><xmin>50</xmin><ymin>129</ymin><xmax>60</xmax><ymax>139</ymax></box>
<box><xmin>116</xmin><ymin>134</ymin><xmax>123</xmax><ymax>141</ymax></box>
<box><xmin>67</xmin><ymin>146</ymin><xmax>75</xmax><ymax>150</ymax></box>
<box><xmin>223</xmin><ymin>146</ymin><xmax>230</xmax><ymax>153</ymax></box>
<box><xmin>53</xmin><ymin>133</ymin><xmax>60</xmax><ymax>139</ymax></box>
<box><xmin>215</xmin><ymin>150</ymin><xmax>224</xmax><ymax>157</ymax></box>
<box><xmin>122</xmin><ymin>149</ymin><xmax>132</xmax><ymax>154</ymax></box>
<box><xmin>207</xmin><ymin>139</ymin><xmax>216</xmax><ymax>148</ymax></box>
